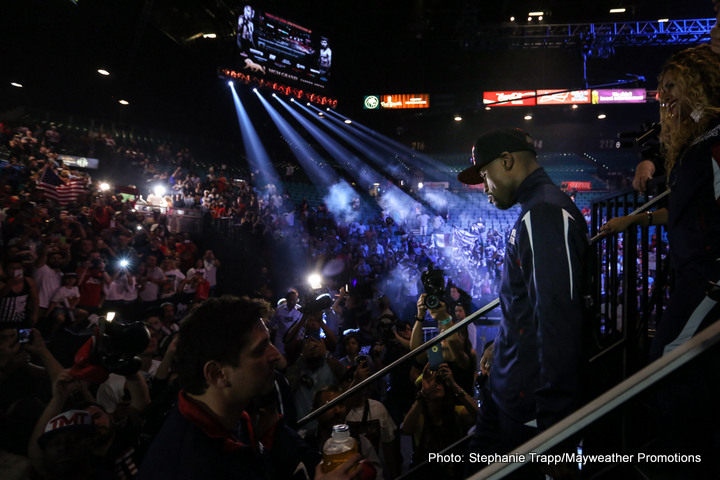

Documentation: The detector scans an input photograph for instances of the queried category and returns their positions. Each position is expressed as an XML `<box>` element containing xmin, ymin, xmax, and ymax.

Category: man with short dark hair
<box><xmin>458</xmin><ymin>128</ymin><xmax>589</xmax><ymax>478</ymax></box>
<box><xmin>137</xmin><ymin>296</ymin><xmax>361</xmax><ymax>480</ymax></box>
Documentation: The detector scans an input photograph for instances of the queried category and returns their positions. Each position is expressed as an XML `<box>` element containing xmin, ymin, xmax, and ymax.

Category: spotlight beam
<box><xmin>255</xmin><ymin>91</ymin><xmax>338</xmax><ymax>186</ymax></box>
<box><xmin>319</xmin><ymin>106</ymin><xmax>450</xmax><ymax>181</ymax></box>
<box><xmin>281</xmin><ymin>98</ymin><xmax>450</xmax><ymax>226</ymax></box>
<box><xmin>296</xmin><ymin>101</ymin><xmax>458</xmax><ymax>219</ymax></box>
<box><xmin>229</xmin><ymin>84</ymin><xmax>281</xmax><ymax>187</ymax></box>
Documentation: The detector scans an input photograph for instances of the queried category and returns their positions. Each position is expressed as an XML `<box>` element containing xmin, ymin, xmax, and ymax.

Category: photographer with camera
<box><xmin>284</xmin><ymin>308</ymin><xmax>338</xmax><ymax>365</ymax></box>
<box><xmin>410</xmin><ymin>270</ymin><xmax>475</xmax><ymax>396</ymax></box>
<box><xmin>401</xmin><ymin>363</ymin><xmax>476</xmax><ymax>476</ymax></box>
<box><xmin>76</xmin><ymin>251</ymin><xmax>111</xmax><ymax>315</ymax></box>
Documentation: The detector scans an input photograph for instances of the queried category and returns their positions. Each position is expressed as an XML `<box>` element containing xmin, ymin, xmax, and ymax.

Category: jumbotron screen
<box><xmin>235</xmin><ymin>4</ymin><xmax>332</xmax><ymax>91</ymax></box>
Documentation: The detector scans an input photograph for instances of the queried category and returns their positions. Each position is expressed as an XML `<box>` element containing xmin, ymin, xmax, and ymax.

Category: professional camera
<box><xmin>70</xmin><ymin>312</ymin><xmax>150</xmax><ymax>384</ymax></box>
<box><xmin>421</xmin><ymin>267</ymin><xmax>446</xmax><ymax>309</ymax></box>
<box><xmin>299</xmin><ymin>292</ymin><xmax>333</xmax><ymax>314</ymax></box>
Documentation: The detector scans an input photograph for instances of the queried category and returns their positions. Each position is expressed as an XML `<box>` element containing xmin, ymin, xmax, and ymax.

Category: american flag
<box><xmin>38</xmin><ymin>167</ymin><xmax>85</xmax><ymax>206</ymax></box>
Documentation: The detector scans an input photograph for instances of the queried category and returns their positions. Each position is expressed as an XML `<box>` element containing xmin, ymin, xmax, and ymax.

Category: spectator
<box><xmin>136</xmin><ymin>295</ymin><xmax>362</xmax><ymax>479</ymax></box>
<box><xmin>137</xmin><ymin>255</ymin><xmax>166</xmax><ymax>306</ymax></box>
<box><xmin>400</xmin><ymin>363</ymin><xmax>476</xmax><ymax>475</ymax></box>
<box><xmin>1</xmin><ymin>257</ymin><xmax>39</xmax><ymax>327</ymax></box>
<box><xmin>76</xmin><ymin>251</ymin><xmax>111</xmax><ymax>315</ymax></box>
<box><xmin>269</xmin><ymin>290</ymin><xmax>303</xmax><ymax>355</ymax></box>
<box><xmin>45</xmin><ymin>272</ymin><xmax>87</xmax><ymax>334</ymax></box>
<box><xmin>202</xmin><ymin>249</ymin><xmax>220</xmax><ymax>296</ymax></box>
<box><xmin>33</xmin><ymin>247</ymin><xmax>64</xmax><ymax>319</ymax></box>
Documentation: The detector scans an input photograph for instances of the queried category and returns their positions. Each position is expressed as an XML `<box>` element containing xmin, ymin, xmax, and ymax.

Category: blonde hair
<box><xmin>658</xmin><ymin>44</ymin><xmax>720</xmax><ymax>178</ymax></box>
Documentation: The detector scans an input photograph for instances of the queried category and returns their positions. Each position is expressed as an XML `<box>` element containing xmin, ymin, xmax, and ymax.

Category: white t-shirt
<box><xmin>51</xmin><ymin>286</ymin><xmax>80</xmax><ymax>306</ymax></box>
<box><xmin>161</xmin><ymin>269</ymin><xmax>186</xmax><ymax>298</ymax></box>
<box><xmin>345</xmin><ymin>398</ymin><xmax>397</xmax><ymax>443</ymax></box>
<box><xmin>34</xmin><ymin>265</ymin><xmax>62</xmax><ymax>309</ymax></box>
<box><xmin>139</xmin><ymin>266</ymin><xmax>165</xmax><ymax>301</ymax></box>
<box><xmin>203</xmin><ymin>260</ymin><xmax>218</xmax><ymax>288</ymax></box>
<box><xmin>96</xmin><ymin>360</ymin><xmax>160</xmax><ymax>413</ymax></box>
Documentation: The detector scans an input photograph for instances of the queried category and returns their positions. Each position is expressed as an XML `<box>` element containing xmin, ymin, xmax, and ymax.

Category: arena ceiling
<box><xmin>0</xmin><ymin>0</ymin><xmax>715</xmax><ymax>140</ymax></box>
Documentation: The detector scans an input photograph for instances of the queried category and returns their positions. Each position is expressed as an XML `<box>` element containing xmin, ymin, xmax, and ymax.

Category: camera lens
<box><xmin>425</xmin><ymin>295</ymin><xmax>440</xmax><ymax>309</ymax></box>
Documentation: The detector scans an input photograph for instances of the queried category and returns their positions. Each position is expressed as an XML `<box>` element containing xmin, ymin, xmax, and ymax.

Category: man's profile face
<box><xmin>455</xmin><ymin>305</ymin><xmax>466</xmax><ymax>321</ymax></box>
<box><xmin>480</xmin><ymin>154</ymin><xmax>515</xmax><ymax>210</ymax></box>
<box><xmin>225</xmin><ymin>321</ymin><xmax>281</xmax><ymax>404</ymax></box>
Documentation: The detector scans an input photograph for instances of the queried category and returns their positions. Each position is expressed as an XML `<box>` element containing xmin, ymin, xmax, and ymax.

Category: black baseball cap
<box><xmin>457</xmin><ymin>128</ymin><xmax>536</xmax><ymax>185</ymax></box>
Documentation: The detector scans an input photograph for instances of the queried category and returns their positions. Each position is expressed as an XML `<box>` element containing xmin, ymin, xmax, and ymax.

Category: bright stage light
<box><xmin>11</xmin><ymin>82</ymin><xmax>23</xmax><ymax>88</ymax></box>
<box><xmin>598</xmin><ymin>114</ymin><xmax>607</xmax><ymax>119</ymax></box>
<box><xmin>418</xmin><ymin>182</ymin><xmax>424</xmax><ymax>190</ymax></box>
<box><xmin>99</xmin><ymin>182</ymin><xmax>110</xmax><ymax>191</ymax></box>
<box><xmin>97</xmin><ymin>69</ymin><xmax>110</xmax><ymax>76</ymax></box>
<box><xmin>308</xmin><ymin>274</ymin><xmax>322</xmax><ymax>290</ymax></box>
<box><xmin>228</xmin><ymin>81</ymin><xmax>233</xmax><ymax>86</ymax></box>
<box><xmin>454</xmin><ymin>115</ymin><xmax>462</xmax><ymax>122</ymax></box>
<box><xmin>153</xmin><ymin>185</ymin><xmax>166</xmax><ymax>196</ymax></box>
<box><xmin>524</xmin><ymin>114</ymin><xmax>533</xmax><ymax>120</ymax></box>
<box><xmin>572</xmin><ymin>104</ymin><xmax>579</xmax><ymax>109</ymax></box>
<box><xmin>344</xmin><ymin>119</ymin><xmax>352</xmax><ymax>124</ymax></box>
<box><xmin>290</xmin><ymin>98</ymin><xmax>295</xmax><ymax>102</ymax></box>
<box><xmin>119</xmin><ymin>99</ymin><xmax>129</xmax><ymax>105</ymax></box>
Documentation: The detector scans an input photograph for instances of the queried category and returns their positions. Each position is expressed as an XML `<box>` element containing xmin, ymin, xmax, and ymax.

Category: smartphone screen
<box><xmin>18</xmin><ymin>329</ymin><xmax>32</xmax><ymax>344</ymax></box>
<box><xmin>428</xmin><ymin>343</ymin><xmax>444</xmax><ymax>370</ymax></box>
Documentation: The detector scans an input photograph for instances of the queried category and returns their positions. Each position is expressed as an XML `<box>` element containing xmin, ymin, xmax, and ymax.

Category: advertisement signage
<box><xmin>536</xmin><ymin>89</ymin><xmax>591</xmax><ymax>105</ymax></box>
<box><xmin>483</xmin><ymin>91</ymin><xmax>536</xmax><ymax>107</ymax></box>
<box><xmin>561</xmin><ymin>181</ymin><xmax>592</xmax><ymax>191</ymax></box>
<box><xmin>592</xmin><ymin>88</ymin><xmax>646</xmax><ymax>104</ymax></box>
<box><xmin>364</xmin><ymin>94</ymin><xmax>429</xmax><ymax>109</ymax></box>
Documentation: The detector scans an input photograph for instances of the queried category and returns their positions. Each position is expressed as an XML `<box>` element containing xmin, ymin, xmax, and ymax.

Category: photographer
<box><xmin>76</xmin><ymin>251</ymin><xmax>111</xmax><ymax>315</ymax></box>
<box><xmin>410</xmin><ymin>292</ymin><xmax>474</xmax><ymax>396</ymax></box>
<box><xmin>400</xmin><ymin>363</ymin><xmax>476</xmax><ymax>476</ymax></box>
<box><xmin>284</xmin><ymin>309</ymin><xmax>338</xmax><ymax>364</ymax></box>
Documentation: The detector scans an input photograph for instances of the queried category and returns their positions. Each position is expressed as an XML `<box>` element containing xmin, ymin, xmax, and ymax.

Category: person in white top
<box><xmin>34</xmin><ymin>249</ymin><xmax>64</xmax><ymax>316</ymax></box>
<box><xmin>138</xmin><ymin>255</ymin><xmax>167</xmax><ymax>303</ymax></box>
<box><xmin>160</xmin><ymin>258</ymin><xmax>186</xmax><ymax>300</ymax></box>
<box><xmin>202</xmin><ymin>250</ymin><xmax>220</xmax><ymax>295</ymax></box>
<box><xmin>46</xmin><ymin>272</ymin><xmax>87</xmax><ymax>329</ymax></box>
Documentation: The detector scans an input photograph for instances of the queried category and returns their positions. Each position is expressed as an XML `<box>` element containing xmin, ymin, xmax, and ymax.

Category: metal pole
<box><xmin>296</xmin><ymin>298</ymin><xmax>501</xmax><ymax>427</ymax></box>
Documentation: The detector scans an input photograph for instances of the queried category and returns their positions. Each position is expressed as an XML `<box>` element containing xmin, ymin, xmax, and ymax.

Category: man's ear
<box><xmin>203</xmin><ymin>360</ymin><xmax>229</xmax><ymax>388</ymax></box>
<box><xmin>501</xmin><ymin>152</ymin><xmax>514</xmax><ymax>171</ymax></box>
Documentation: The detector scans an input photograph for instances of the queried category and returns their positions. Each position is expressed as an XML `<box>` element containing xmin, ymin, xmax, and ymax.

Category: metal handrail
<box><xmin>296</xmin><ymin>298</ymin><xmax>500</xmax><ymax>427</ymax></box>
<box><xmin>468</xmin><ymin>317</ymin><xmax>720</xmax><ymax>479</ymax></box>
<box><xmin>588</xmin><ymin>189</ymin><xmax>668</xmax><ymax>244</ymax></box>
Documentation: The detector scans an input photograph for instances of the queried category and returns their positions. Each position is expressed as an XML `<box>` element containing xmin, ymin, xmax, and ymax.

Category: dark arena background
<box><xmin>1</xmin><ymin>1</ymin><xmax>719</xmax><ymax>479</ymax></box>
